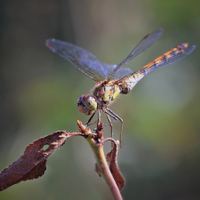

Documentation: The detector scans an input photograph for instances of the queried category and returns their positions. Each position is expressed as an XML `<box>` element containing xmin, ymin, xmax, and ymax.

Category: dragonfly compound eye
<box><xmin>77</xmin><ymin>94</ymin><xmax>97</xmax><ymax>115</ymax></box>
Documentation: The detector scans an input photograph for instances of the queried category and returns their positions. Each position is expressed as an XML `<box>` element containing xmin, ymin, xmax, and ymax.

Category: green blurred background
<box><xmin>0</xmin><ymin>0</ymin><xmax>199</xmax><ymax>199</ymax></box>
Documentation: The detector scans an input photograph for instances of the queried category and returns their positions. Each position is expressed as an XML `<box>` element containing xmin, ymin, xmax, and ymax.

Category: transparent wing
<box><xmin>134</xmin><ymin>44</ymin><xmax>196</xmax><ymax>79</ymax></box>
<box><xmin>101</xmin><ymin>63</ymin><xmax>133</xmax><ymax>80</ymax></box>
<box><xmin>46</xmin><ymin>39</ymin><xmax>107</xmax><ymax>82</ymax></box>
<box><xmin>111</xmin><ymin>68</ymin><xmax>134</xmax><ymax>80</ymax></box>
<box><xmin>119</xmin><ymin>43</ymin><xmax>196</xmax><ymax>91</ymax></box>
<box><xmin>101</xmin><ymin>63</ymin><xmax>117</xmax><ymax>77</ymax></box>
<box><xmin>108</xmin><ymin>28</ymin><xmax>163</xmax><ymax>80</ymax></box>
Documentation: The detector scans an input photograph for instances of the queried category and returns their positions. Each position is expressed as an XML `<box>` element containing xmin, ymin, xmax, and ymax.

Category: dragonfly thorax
<box><xmin>77</xmin><ymin>94</ymin><xmax>97</xmax><ymax>115</ymax></box>
<box><xmin>77</xmin><ymin>82</ymin><xmax>121</xmax><ymax>116</ymax></box>
<box><xmin>92</xmin><ymin>81</ymin><xmax>121</xmax><ymax>106</ymax></box>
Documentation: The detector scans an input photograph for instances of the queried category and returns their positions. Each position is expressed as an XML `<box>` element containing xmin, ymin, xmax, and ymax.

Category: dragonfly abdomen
<box><xmin>136</xmin><ymin>43</ymin><xmax>189</xmax><ymax>78</ymax></box>
<box><xmin>119</xmin><ymin>43</ymin><xmax>192</xmax><ymax>94</ymax></box>
<box><xmin>119</xmin><ymin>74</ymin><xmax>141</xmax><ymax>94</ymax></box>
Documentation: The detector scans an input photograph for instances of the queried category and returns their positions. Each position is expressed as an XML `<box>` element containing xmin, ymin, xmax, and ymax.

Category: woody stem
<box><xmin>85</xmin><ymin>136</ymin><xmax>123</xmax><ymax>200</ymax></box>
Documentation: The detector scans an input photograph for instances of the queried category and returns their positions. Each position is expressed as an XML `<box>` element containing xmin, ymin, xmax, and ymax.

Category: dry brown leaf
<box><xmin>106</xmin><ymin>141</ymin><xmax>125</xmax><ymax>191</ymax></box>
<box><xmin>0</xmin><ymin>130</ymin><xmax>71</xmax><ymax>191</ymax></box>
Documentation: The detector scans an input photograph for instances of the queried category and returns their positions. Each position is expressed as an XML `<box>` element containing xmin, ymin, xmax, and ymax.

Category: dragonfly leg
<box><xmin>97</xmin><ymin>108</ymin><xmax>101</xmax><ymax>126</ymax></box>
<box><xmin>105</xmin><ymin>113</ymin><xmax>113</xmax><ymax>139</ymax></box>
<box><xmin>86</xmin><ymin>109</ymin><xmax>102</xmax><ymax>133</ymax></box>
<box><xmin>106</xmin><ymin>108</ymin><xmax>124</xmax><ymax>147</ymax></box>
<box><xmin>86</xmin><ymin>111</ymin><xmax>96</xmax><ymax>126</ymax></box>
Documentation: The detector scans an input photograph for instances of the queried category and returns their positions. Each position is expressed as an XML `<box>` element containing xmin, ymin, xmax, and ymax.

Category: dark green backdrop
<box><xmin>0</xmin><ymin>0</ymin><xmax>199</xmax><ymax>199</ymax></box>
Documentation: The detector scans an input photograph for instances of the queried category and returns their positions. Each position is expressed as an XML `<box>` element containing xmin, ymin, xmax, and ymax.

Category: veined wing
<box><xmin>102</xmin><ymin>63</ymin><xmax>133</xmax><ymax>80</ymax></box>
<box><xmin>108</xmin><ymin>28</ymin><xmax>163</xmax><ymax>81</ymax></box>
<box><xmin>119</xmin><ymin>43</ymin><xmax>196</xmax><ymax>93</ymax></box>
<box><xmin>46</xmin><ymin>39</ymin><xmax>107</xmax><ymax>82</ymax></box>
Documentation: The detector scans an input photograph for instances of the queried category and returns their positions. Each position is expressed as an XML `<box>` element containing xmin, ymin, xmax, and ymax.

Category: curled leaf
<box><xmin>106</xmin><ymin>140</ymin><xmax>125</xmax><ymax>191</ymax></box>
<box><xmin>0</xmin><ymin>130</ymin><xmax>71</xmax><ymax>191</ymax></box>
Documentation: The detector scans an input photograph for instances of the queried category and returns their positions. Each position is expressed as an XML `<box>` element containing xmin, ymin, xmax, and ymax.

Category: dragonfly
<box><xmin>45</xmin><ymin>28</ymin><xmax>195</xmax><ymax>143</ymax></box>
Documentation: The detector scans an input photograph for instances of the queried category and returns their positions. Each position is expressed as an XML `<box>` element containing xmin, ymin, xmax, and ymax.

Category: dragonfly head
<box><xmin>77</xmin><ymin>94</ymin><xmax>97</xmax><ymax>115</ymax></box>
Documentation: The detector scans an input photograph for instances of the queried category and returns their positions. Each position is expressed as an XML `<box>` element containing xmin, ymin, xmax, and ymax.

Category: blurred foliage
<box><xmin>0</xmin><ymin>0</ymin><xmax>200</xmax><ymax>199</ymax></box>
